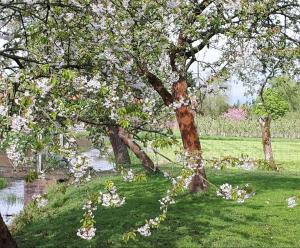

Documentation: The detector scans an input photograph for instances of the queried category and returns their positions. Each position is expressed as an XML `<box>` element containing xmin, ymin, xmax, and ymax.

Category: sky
<box><xmin>189</xmin><ymin>44</ymin><xmax>253</xmax><ymax>105</ymax></box>
<box><xmin>227</xmin><ymin>81</ymin><xmax>253</xmax><ymax>105</ymax></box>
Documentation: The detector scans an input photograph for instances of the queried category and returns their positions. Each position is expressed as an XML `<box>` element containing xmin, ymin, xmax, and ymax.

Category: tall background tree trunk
<box><xmin>117</xmin><ymin>127</ymin><xmax>157</xmax><ymax>173</ymax></box>
<box><xmin>0</xmin><ymin>213</ymin><xmax>18</xmax><ymax>248</ymax></box>
<box><xmin>173</xmin><ymin>79</ymin><xmax>208</xmax><ymax>192</ymax></box>
<box><xmin>259</xmin><ymin>116</ymin><xmax>276</xmax><ymax>169</ymax></box>
<box><xmin>108</xmin><ymin>126</ymin><xmax>131</xmax><ymax>165</ymax></box>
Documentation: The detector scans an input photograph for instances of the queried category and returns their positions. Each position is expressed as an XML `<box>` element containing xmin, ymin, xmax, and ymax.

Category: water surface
<box><xmin>0</xmin><ymin>180</ymin><xmax>24</xmax><ymax>224</ymax></box>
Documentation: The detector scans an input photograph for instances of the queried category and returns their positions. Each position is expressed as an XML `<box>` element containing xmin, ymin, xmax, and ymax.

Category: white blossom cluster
<box><xmin>238</xmin><ymin>161</ymin><xmax>255</xmax><ymax>171</ymax></box>
<box><xmin>137</xmin><ymin>223</ymin><xmax>152</xmax><ymax>237</ymax></box>
<box><xmin>212</xmin><ymin>156</ymin><xmax>256</xmax><ymax>171</ymax></box>
<box><xmin>78</xmin><ymin>182</ymin><xmax>125</xmax><ymax>240</ymax></box>
<box><xmin>133</xmin><ymin>168</ymin><xmax>196</xmax><ymax>238</ymax></box>
<box><xmin>5</xmin><ymin>139</ymin><xmax>24</xmax><ymax>168</ymax></box>
<box><xmin>55</xmin><ymin>136</ymin><xmax>93</xmax><ymax>184</ymax></box>
<box><xmin>163</xmin><ymin>171</ymin><xmax>171</xmax><ymax>179</ymax></box>
<box><xmin>77</xmin><ymin>226</ymin><xmax>96</xmax><ymax>240</ymax></box>
<box><xmin>36</xmin><ymin>78</ymin><xmax>52</xmax><ymax>97</ymax></box>
<box><xmin>287</xmin><ymin>196</ymin><xmax>297</xmax><ymax>208</ymax></box>
<box><xmin>11</xmin><ymin>115</ymin><xmax>30</xmax><ymax>132</ymax></box>
<box><xmin>77</xmin><ymin>198</ymin><xmax>98</xmax><ymax>240</ymax></box>
<box><xmin>69</xmin><ymin>154</ymin><xmax>92</xmax><ymax>183</ymax></box>
<box><xmin>217</xmin><ymin>183</ymin><xmax>255</xmax><ymax>203</ymax></box>
<box><xmin>32</xmin><ymin>194</ymin><xmax>48</xmax><ymax>208</ymax></box>
<box><xmin>170</xmin><ymin>97</ymin><xmax>190</xmax><ymax>110</ymax></box>
<box><xmin>99</xmin><ymin>185</ymin><xmax>126</xmax><ymax>207</ymax></box>
<box><xmin>137</xmin><ymin>217</ymin><xmax>161</xmax><ymax>237</ymax></box>
<box><xmin>0</xmin><ymin>105</ymin><xmax>8</xmax><ymax>116</ymax></box>
<box><xmin>163</xmin><ymin>169</ymin><xmax>193</xmax><ymax>191</ymax></box>
<box><xmin>159</xmin><ymin>194</ymin><xmax>175</xmax><ymax>212</ymax></box>
<box><xmin>82</xmin><ymin>200</ymin><xmax>97</xmax><ymax>211</ymax></box>
<box><xmin>179</xmin><ymin>151</ymin><xmax>204</xmax><ymax>172</ymax></box>
<box><xmin>222</xmin><ymin>0</ymin><xmax>241</xmax><ymax>11</ymax></box>
<box><xmin>122</xmin><ymin>169</ymin><xmax>135</xmax><ymax>182</ymax></box>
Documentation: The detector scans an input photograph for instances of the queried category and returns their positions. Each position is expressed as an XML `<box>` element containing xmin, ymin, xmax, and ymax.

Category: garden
<box><xmin>0</xmin><ymin>1</ymin><xmax>299</xmax><ymax>248</ymax></box>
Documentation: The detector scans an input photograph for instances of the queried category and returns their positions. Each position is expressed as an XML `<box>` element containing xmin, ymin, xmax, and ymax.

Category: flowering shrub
<box><xmin>223</xmin><ymin>108</ymin><xmax>247</xmax><ymax>121</ymax></box>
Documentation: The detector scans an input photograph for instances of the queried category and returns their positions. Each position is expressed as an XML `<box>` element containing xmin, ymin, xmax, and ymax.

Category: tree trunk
<box><xmin>108</xmin><ymin>126</ymin><xmax>131</xmax><ymax>165</ymax></box>
<box><xmin>0</xmin><ymin>213</ymin><xmax>18</xmax><ymax>248</ymax></box>
<box><xmin>117</xmin><ymin>127</ymin><xmax>158</xmax><ymax>173</ymax></box>
<box><xmin>173</xmin><ymin>79</ymin><xmax>208</xmax><ymax>192</ymax></box>
<box><xmin>259</xmin><ymin>116</ymin><xmax>276</xmax><ymax>169</ymax></box>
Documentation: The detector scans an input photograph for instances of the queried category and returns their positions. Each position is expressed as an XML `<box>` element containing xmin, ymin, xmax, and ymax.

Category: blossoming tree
<box><xmin>1</xmin><ymin>0</ymin><xmax>300</xmax><ymax>189</ymax></box>
<box><xmin>0</xmin><ymin>0</ymin><xmax>299</xmax><ymax>244</ymax></box>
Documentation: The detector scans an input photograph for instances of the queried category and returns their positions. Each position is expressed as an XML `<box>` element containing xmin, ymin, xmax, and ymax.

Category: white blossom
<box><xmin>77</xmin><ymin>227</ymin><xmax>96</xmax><ymax>240</ymax></box>
<box><xmin>137</xmin><ymin>224</ymin><xmax>151</xmax><ymax>237</ymax></box>
<box><xmin>217</xmin><ymin>183</ymin><xmax>233</xmax><ymax>200</ymax></box>
<box><xmin>82</xmin><ymin>201</ymin><xmax>97</xmax><ymax>211</ymax></box>
<box><xmin>36</xmin><ymin>78</ymin><xmax>52</xmax><ymax>97</ymax></box>
<box><xmin>11</xmin><ymin>115</ymin><xmax>30</xmax><ymax>132</ymax></box>
<box><xmin>217</xmin><ymin>183</ymin><xmax>255</xmax><ymax>203</ymax></box>
<box><xmin>99</xmin><ymin>186</ymin><xmax>126</xmax><ymax>208</ymax></box>
<box><xmin>123</xmin><ymin>169</ymin><xmax>134</xmax><ymax>182</ymax></box>
<box><xmin>32</xmin><ymin>194</ymin><xmax>48</xmax><ymax>208</ymax></box>
<box><xmin>0</xmin><ymin>105</ymin><xmax>8</xmax><ymax>116</ymax></box>
<box><xmin>287</xmin><ymin>197</ymin><xmax>297</xmax><ymax>208</ymax></box>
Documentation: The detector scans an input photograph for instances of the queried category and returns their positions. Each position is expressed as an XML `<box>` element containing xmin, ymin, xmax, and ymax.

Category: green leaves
<box><xmin>253</xmin><ymin>88</ymin><xmax>289</xmax><ymax>120</ymax></box>
<box><xmin>122</xmin><ymin>231</ymin><xmax>136</xmax><ymax>243</ymax></box>
<box><xmin>62</xmin><ymin>69</ymin><xmax>76</xmax><ymax>81</ymax></box>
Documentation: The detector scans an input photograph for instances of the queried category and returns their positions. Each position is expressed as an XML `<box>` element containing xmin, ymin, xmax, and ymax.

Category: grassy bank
<box><xmin>12</xmin><ymin>137</ymin><xmax>300</xmax><ymax>247</ymax></box>
<box><xmin>12</xmin><ymin>169</ymin><xmax>300</xmax><ymax>248</ymax></box>
<box><xmin>0</xmin><ymin>177</ymin><xmax>8</xmax><ymax>189</ymax></box>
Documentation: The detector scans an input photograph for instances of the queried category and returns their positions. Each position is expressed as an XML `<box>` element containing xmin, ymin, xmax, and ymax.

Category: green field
<box><xmin>154</xmin><ymin>137</ymin><xmax>300</xmax><ymax>173</ymax></box>
<box><xmin>12</xmin><ymin>137</ymin><xmax>300</xmax><ymax>248</ymax></box>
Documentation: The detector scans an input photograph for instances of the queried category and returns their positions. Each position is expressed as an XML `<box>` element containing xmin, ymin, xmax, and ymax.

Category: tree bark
<box><xmin>0</xmin><ymin>213</ymin><xmax>18</xmax><ymax>248</ymax></box>
<box><xmin>108</xmin><ymin>126</ymin><xmax>131</xmax><ymax>165</ymax></box>
<box><xmin>117</xmin><ymin>127</ymin><xmax>158</xmax><ymax>173</ymax></box>
<box><xmin>259</xmin><ymin>116</ymin><xmax>276</xmax><ymax>169</ymax></box>
<box><xmin>142</xmin><ymin>68</ymin><xmax>208</xmax><ymax>192</ymax></box>
<box><xmin>173</xmin><ymin>79</ymin><xmax>208</xmax><ymax>192</ymax></box>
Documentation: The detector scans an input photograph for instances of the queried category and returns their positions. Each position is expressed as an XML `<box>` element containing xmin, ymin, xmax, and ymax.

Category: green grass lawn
<box><xmin>152</xmin><ymin>136</ymin><xmax>300</xmax><ymax>173</ymax></box>
<box><xmin>12</xmin><ymin>137</ymin><xmax>300</xmax><ymax>248</ymax></box>
<box><xmin>12</xmin><ymin>170</ymin><xmax>300</xmax><ymax>248</ymax></box>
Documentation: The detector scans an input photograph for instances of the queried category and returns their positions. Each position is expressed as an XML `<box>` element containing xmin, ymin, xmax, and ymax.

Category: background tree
<box><xmin>253</xmin><ymin>85</ymin><xmax>289</xmax><ymax>167</ymax></box>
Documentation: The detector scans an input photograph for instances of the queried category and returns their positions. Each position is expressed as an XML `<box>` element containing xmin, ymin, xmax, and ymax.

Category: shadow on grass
<box><xmin>13</xmin><ymin>171</ymin><xmax>300</xmax><ymax>248</ymax></box>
